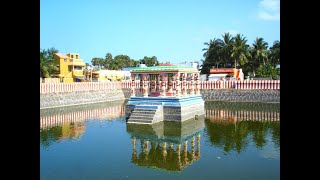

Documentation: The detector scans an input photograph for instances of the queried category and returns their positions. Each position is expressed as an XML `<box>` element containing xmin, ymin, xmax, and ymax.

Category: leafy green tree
<box><xmin>252</xmin><ymin>37</ymin><xmax>269</xmax><ymax>65</ymax></box>
<box><xmin>269</xmin><ymin>40</ymin><xmax>280</xmax><ymax>67</ymax></box>
<box><xmin>256</xmin><ymin>64</ymin><xmax>279</xmax><ymax>79</ymax></box>
<box><xmin>91</xmin><ymin>58</ymin><xmax>105</xmax><ymax>68</ymax></box>
<box><xmin>201</xmin><ymin>32</ymin><xmax>280</xmax><ymax>79</ymax></box>
<box><xmin>220</xmin><ymin>32</ymin><xmax>234</xmax><ymax>67</ymax></box>
<box><xmin>201</xmin><ymin>38</ymin><xmax>224</xmax><ymax>74</ymax></box>
<box><xmin>40</xmin><ymin>47</ymin><xmax>59</xmax><ymax>78</ymax></box>
<box><xmin>105</xmin><ymin>53</ymin><xmax>113</xmax><ymax>60</ymax></box>
<box><xmin>231</xmin><ymin>34</ymin><xmax>251</xmax><ymax>68</ymax></box>
<box><xmin>140</xmin><ymin>56</ymin><xmax>159</xmax><ymax>66</ymax></box>
<box><xmin>245</xmin><ymin>37</ymin><xmax>269</xmax><ymax>77</ymax></box>
<box><xmin>104</xmin><ymin>53</ymin><xmax>113</xmax><ymax>69</ymax></box>
<box><xmin>112</xmin><ymin>55</ymin><xmax>132</xmax><ymax>70</ymax></box>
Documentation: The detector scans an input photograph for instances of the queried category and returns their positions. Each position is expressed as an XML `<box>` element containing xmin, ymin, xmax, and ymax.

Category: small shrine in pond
<box><xmin>126</xmin><ymin>65</ymin><xmax>205</xmax><ymax>124</ymax></box>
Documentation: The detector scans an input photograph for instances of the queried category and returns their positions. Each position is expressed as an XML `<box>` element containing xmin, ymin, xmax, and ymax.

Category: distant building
<box><xmin>208</xmin><ymin>67</ymin><xmax>244</xmax><ymax>81</ymax></box>
<box><xmin>176</xmin><ymin>61</ymin><xmax>201</xmax><ymax>71</ymax></box>
<box><xmin>89</xmin><ymin>70</ymin><xmax>131</xmax><ymax>82</ymax></box>
<box><xmin>53</xmin><ymin>53</ymin><xmax>86</xmax><ymax>82</ymax></box>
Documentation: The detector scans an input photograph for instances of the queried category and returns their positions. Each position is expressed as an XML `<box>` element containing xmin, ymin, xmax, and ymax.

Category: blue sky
<box><xmin>40</xmin><ymin>0</ymin><xmax>280</xmax><ymax>64</ymax></box>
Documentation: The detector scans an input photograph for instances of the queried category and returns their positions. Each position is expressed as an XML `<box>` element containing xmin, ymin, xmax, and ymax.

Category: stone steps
<box><xmin>127</xmin><ymin>118</ymin><xmax>154</xmax><ymax>124</ymax></box>
<box><xmin>126</xmin><ymin>119</ymin><xmax>153</xmax><ymax>124</ymax></box>
<box><xmin>129</xmin><ymin>115</ymin><xmax>154</xmax><ymax>120</ymax></box>
<box><xmin>127</xmin><ymin>105</ymin><xmax>163</xmax><ymax>124</ymax></box>
<box><xmin>131</xmin><ymin>110</ymin><xmax>157</xmax><ymax>114</ymax></box>
<box><xmin>135</xmin><ymin>105</ymin><xmax>160</xmax><ymax>110</ymax></box>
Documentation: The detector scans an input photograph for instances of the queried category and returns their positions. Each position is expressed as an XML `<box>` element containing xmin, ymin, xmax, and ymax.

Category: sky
<box><xmin>40</xmin><ymin>0</ymin><xmax>280</xmax><ymax>65</ymax></box>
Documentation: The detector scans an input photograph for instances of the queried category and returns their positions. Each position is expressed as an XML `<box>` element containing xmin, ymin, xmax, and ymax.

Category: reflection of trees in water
<box><xmin>205</xmin><ymin>120</ymin><xmax>280</xmax><ymax>153</ymax></box>
<box><xmin>204</xmin><ymin>101</ymin><xmax>280</xmax><ymax>153</ymax></box>
<box><xmin>40</xmin><ymin>122</ymin><xmax>86</xmax><ymax>148</ymax></box>
<box><xmin>270</xmin><ymin>122</ymin><xmax>280</xmax><ymax>149</ymax></box>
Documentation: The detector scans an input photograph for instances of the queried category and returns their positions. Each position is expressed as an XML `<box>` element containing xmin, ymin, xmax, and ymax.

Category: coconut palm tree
<box><xmin>231</xmin><ymin>34</ymin><xmax>251</xmax><ymax>68</ymax></box>
<box><xmin>269</xmin><ymin>40</ymin><xmax>280</xmax><ymax>67</ymax></box>
<box><xmin>220</xmin><ymin>32</ymin><xmax>234</xmax><ymax>67</ymax></box>
<box><xmin>201</xmin><ymin>38</ymin><xmax>224</xmax><ymax>73</ymax></box>
<box><xmin>252</xmin><ymin>37</ymin><xmax>269</xmax><ymax>65</ymax></box>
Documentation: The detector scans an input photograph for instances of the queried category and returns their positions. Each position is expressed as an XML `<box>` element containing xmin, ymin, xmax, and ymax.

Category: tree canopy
<box><xmin>202</xmin><ymin>33</ymin><xmax>280</xmax><ymax>79</ymax></box>
<box><xmin>91</xmin><ymin>53</ymin><xmax>160</xmax><ymax>70</ymax></box>
<box><xmin>40</xmin><ymin>47</ymin><xmax>59</xmax><ymax>78</ymax></box>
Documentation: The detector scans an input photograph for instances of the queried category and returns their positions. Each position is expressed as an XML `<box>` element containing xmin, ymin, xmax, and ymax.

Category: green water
<box><xmin>40</xmin><ymin>101</ymin><xmax>280</xmax><ymax>180</ymax></box>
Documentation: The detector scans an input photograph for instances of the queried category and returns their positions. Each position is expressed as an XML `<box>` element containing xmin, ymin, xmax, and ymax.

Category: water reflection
<box><xmin>126</xmin><ymin>117</ymin><xmax>204</xmax><ymax>172</ymax></box>
<box><xmin>205</xmin><ymin>101</ymin><xmax>280</xmax><ymax>122</ymax></box>
<box><xmin>205</xmin><ymin>101</ymin><xmax>280</xmax><ymax>154</ymax></box>
<box><xmin>40</xmin><ymin>100</ymin><xmax>126</xmax><ymax>147</ymax></box>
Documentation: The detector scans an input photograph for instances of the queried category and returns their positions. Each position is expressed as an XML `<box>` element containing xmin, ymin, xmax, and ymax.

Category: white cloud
<box><xmin>257</xmin><ymin>0</ymin><xmax>280</xmax><ymax>21</ymax></box>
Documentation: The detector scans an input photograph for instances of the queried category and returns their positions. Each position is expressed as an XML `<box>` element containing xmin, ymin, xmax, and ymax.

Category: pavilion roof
<box><xmin>131</xmin><ymin>66</ymin><xmax>199</xmax><ymax>74</ymax></box>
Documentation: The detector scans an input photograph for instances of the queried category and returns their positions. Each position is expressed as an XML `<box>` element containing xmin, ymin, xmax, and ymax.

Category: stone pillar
<box><xmin>169</xmin><ymin>143</ymin><xmax>174</xmax><ymax>150</ymax></box>
<box><xmin>131</xmin><ymin>74</ymin><xmax>136</xmax><ymax>97</ymax></box>
<box><xmin>132</xmin><ymin>137</ymin><xmax>136</xmax><ymax>150</ymax></box>
<box><xmin>176</xmin><ymin>144</ymin><xmax>181</xmax><ymax>167</ymax></box>
<box><xmin>142</xmin><ymin>74</ymin><xmax>148</xmax><ymax>97</ymax></box>
<box><xmin>190</xmin><ymin>73</ymin><xmax>194</xmax><ymax>95</ymax></box>
<box><xmin>181</xmin><ymin>73</ymin><xmax>187</xmax><ymax>96</ymax></box>
<box><xmin>160</xmin><ymin>73</ymin><xmax>166</xmax><ymax>96</ymax></box>
<box><xmin>183</xmin><ymin>140</ymin><xmax>188</xmax><ymax>164</ymax></box>
<box><xmin>195</xmin><ymin>73</ymin><xmax>200</xmax><ymax>95</ymax></box>
<box><xmin>191</xmin><ymin>136</ymin><xmax>195</xmax><ymax>159</ymax></box>
<box><xmin>175</xmin><ymin>73</ymin><xmax>180</xmax><ymax>97</ymax></box>
<box><xmin>196</xmin><ymin>134</ymin><xmax>200</xmax><ymax>157</ymax></box>
<box><xmin>162</xmin><ymin>142</ymin><xmax>167</xmax><ymax>160</ymax></box>
<box><xmin>132</xmin><ymin>137</ymin><xmax>137</xmax><ymax>161</ymax></box>
<box><xmin>143</xmin><ymin>140</ymin><xmax>149</xmax><ymax>159</ymax></box>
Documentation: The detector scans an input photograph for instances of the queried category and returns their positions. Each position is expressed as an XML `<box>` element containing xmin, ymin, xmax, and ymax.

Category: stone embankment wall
<box><xmin>40</xmin><ymin>89</ymin><xmax>279</xmax><ymax>109</ymax></box>
<box><xmin>40</xmin><ymin>89</ymin><xmax>125</xmax><ymax>109</ymax></box>
<box><xmin>124</xmin><ymin>89</ymin><xmax>279</xmax><ymax>102</ymax></box>
<box><xmin>200</xmin><ymin>89</ymin><xmax>279</xmax><ymax>102</ymax></box>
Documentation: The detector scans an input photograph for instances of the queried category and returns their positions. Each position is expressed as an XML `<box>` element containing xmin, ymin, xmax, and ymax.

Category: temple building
<box><xmin>126</xmin><ymin>65</ymin><xmax>205</xmax><ymax>124</ymax></box>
